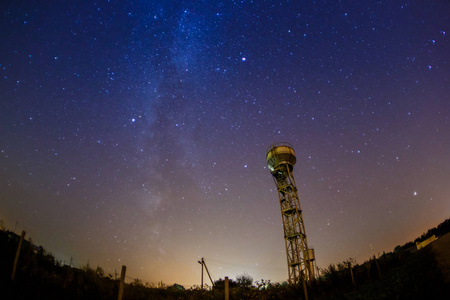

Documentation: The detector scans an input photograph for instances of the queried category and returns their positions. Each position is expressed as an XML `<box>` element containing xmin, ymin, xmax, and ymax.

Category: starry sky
<box><xmin>1</xmin><ymin>0</ymin><xmax>449</xmax><ymax>286</ymax></box>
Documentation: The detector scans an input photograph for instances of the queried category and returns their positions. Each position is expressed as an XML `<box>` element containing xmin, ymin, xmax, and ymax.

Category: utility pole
<box><xmin>198</xmin><ymin>258</ymin><xmax>204</xmax><ymax>289</ymax></box>
<box><xmin>197</xmin><ymin>258</ymin><xmax>214</xmax><ymax>289</ymax></box>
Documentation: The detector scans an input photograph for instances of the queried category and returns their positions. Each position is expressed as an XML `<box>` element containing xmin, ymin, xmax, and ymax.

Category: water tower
<box><xmin>266</xmin><ymin>143</ymin><xmax>315</xmax><ymax>284</ymax></box>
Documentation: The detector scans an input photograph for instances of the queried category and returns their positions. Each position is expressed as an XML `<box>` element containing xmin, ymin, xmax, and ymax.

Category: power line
<box><xmin>204</xmin><ymin>257</ymin><xmax>287</xmax><ymax>279</ymax></box>
<box><xmin>205</xmin><ymin>257</ymin><xmax>286</xmax><ymax>272</ymax></box>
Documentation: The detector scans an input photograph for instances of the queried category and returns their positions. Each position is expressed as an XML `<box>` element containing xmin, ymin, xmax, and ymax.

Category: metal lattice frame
<box><xmin>271</xmin><ymin>161</ymin><xmax>312</xmax><ymax>284</ymax></box>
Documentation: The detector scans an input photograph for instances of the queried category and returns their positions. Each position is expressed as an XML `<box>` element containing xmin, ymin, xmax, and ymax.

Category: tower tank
<box><xmin>266</xmin><ymin>143</ymin><xmax>296</xmax><ymax>172</ymax></box>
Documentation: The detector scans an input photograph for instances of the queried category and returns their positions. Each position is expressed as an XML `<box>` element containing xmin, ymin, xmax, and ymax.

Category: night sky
<box><xmin>1</xmin><ymin>0</ymin><xmax>449</xmax><ymax>286</ymax></box>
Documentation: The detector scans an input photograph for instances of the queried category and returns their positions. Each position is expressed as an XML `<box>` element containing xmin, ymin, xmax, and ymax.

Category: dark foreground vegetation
<box><xmin>0</xmin><ymin>218</ymin><xmax>449</xmax><ymax>299</ymax></box>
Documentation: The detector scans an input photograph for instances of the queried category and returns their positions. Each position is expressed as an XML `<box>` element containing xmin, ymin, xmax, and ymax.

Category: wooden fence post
<box><xmin>11</xmin><ymin>231</ymin><xmax>26</xmax><ymax>281</ymax></box>
<box><xmin>302</xmin><ymin>279</ymin><xmax>309</xmax><ymax>300</ymax></box>
<box><xmin>374</xmin><ymin>255</ymin><xmax>382</xmax><ymax>277</ymax></box>
<box><xmin>118</xmin><ymin>265</ymin><xmax>126</xmax><ymax>300</ymax></box>
<box><xmin>348</xmin><ymin>262</ymin><xmax>355</xmax><ymax>286</ymax></box>
<box><xmin>225</xmin><ymin>276</ymin><xmax>229</xmax><ymax>300</ymax></box>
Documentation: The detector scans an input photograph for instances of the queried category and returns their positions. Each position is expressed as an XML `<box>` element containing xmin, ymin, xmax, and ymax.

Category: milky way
<box><xmin>1</xmin><ymin>1</ymin><xmax>449</xmax><ymax>286</ymax></box>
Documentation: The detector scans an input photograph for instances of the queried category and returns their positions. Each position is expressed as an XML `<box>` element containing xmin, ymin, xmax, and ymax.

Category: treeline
<box><xmin>1</xmin><ymin>218</ymin><xmax>450</xmax><ymax>299</ymax></box>
<box><xmin>0</xmin><ymin>229</ymin><xmax>203</xmax><ymax>300</ymax></box>
<box><xmin>416</xmin><ymin>217</ymin><xmax>450</xmax><ymax>241</ymax></box>
<box><xmin>394</xmin><ymin>218</ymin><xmax>450</xmax><ymax>253</ymax></box>
<box><xmin>309</xmin><ymin>218</ymin><xmax>450</xmax><ymax>299</ymax></box>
